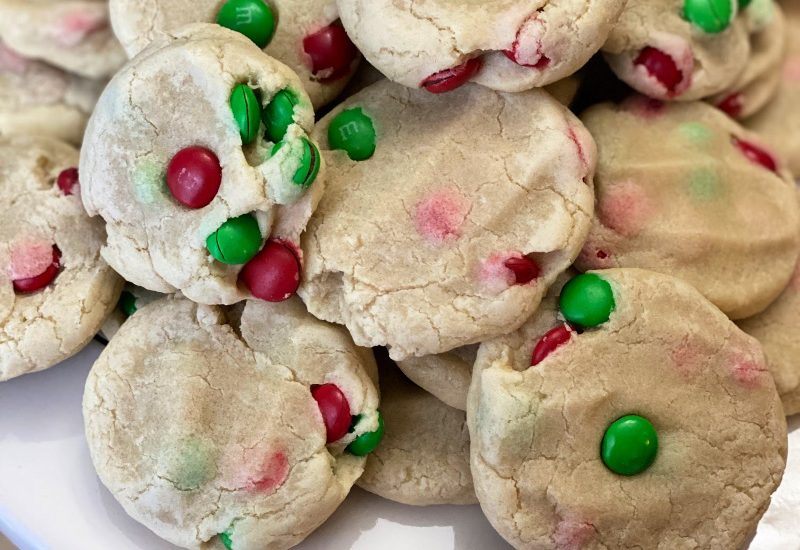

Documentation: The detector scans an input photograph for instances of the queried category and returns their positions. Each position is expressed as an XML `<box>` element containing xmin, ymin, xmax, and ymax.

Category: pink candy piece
<box><xmin>598</xmin><ymin>180</ymin><xmax>653</xmax><ymax>237</ymax></box>
<box><xmin>247</xmin><ymin>451</ymin><xmax>289</xmax><ymax>493</ymax></box>
<box><xmin>51</xmin><ymin>9</ymin><xmax>108</xmax><ymax>47</ymax></box>
<box><xmin>9</xmin><ymin>236</ymin><xmax>56</xmax><ymax>280</ymax></box>
<box><xmin>553</xmin><ymin>517</ymin><xmax>595</xmax><ymax>550</ymax></box>
<box><xmin>413</xmin><ymin>187</ymin><xmax>470</xmax><ymax>244</ymax></box>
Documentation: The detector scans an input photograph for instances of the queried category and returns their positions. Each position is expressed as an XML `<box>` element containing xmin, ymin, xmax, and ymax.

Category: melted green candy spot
<box><xmin>133</xmin><ymin>159</ymin><xmax>167</xmax><ymax>204</ymax></box>
<box><xmin>678</xmin><ymin>122</ymin><xmax>713</xmax><ymax>145</ymax></box>
<box><xmin>164</xmin><ymin>437</ymin><xmax>216</xmax><ymax>491</ymax></box>
<box><xmin>688</xmin><ymin>168</ymin><xmax>721</xmax><ymax>201</ymax></box>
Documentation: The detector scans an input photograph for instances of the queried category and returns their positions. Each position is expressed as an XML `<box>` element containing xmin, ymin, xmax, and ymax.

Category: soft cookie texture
<box><xmin>0</xmin><ymin>0</ymin><xmax>125</xmax><ymax>79</ymax></box>
<box><xmin>301</xmin><ymin>80</ymin><xmax>595</xmax><ymax>360</ymax></box>
<box><xmin>0</xmin><ymin>136</ymin><xmax>122</xmax><ymax>381</ymax></box>
<box><xmin>99</xmin><ymin>284</ymin><xmax>163</xmax><ymax>340</ymax></box>
<box><xmin>576</xmin><ymin>98</ymin><xmax>800</xmax><ymax>319</ymax></box>
<box><xmin>109</xmin><ymin>0</ymin><xmax>358</xmax><ymax>109</ymax></box>
<box><xmin>738</xmin><ymin>259</ymin><xmax>800</xmax><ymax>416</ymax></box>
<box><xmin>357</xmin><ymin>353</ymin><xmax>476</xmax><ymax>506</ymax></box>
<box><xmin>469</xmin><ymin>268</ymin><xmax>787</xmax><ymax>550</ymax></box>
<box><xmin>81</xmin><ymin>24</ymin><xmax>325</xmax><ymax>305</ymax></box>
<box><xmin>396</xmin><ymin>346</ymin><xmax>476</xmax><ymax>412</ymax></box>
<box><xmin>603</xmin><ymin>0</ymin><xmax>750</xmax><ymax>101</ymax></box>
<box><xmin>83</xmin><ymin>296</ymin><xmax>380</xmax><ymax>550</ymax></box>
<box><xmin>336</xmin><ymin>0</ymin><xmax>626</xmax><ymax>92</ymax></box>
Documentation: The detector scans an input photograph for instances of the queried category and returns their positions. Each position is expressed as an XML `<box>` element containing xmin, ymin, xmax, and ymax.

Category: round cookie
<box><xmin>0</xmin><ymin>0</ymin><xmax>125</xmax><ymax>79</ymax></box>
<box><xmin>738</xmin><ymin>259</ymin><xmax>800</xmax><ymax>416</ymax></box>
<box><xmin>0</xmin><ymin>136</ymin><xmax>123</xmax><ymax>381</ymax></box>
<box><xmin>575</xmin><ymin>98</ymin><xmax>800</xmax><ymax>320</ymax></box>
<box><xmin>357</xmin><ymin>353</ymin><xmax>476</xmax><ymax>506</ymax></box>
<box><xmin>0</xmin><ymin>40</ymin><xmax>103</xmax><ymax>145</ymax></box>
<box><xmin>109</xmin><ymin>0</ymin><xmax>359</xmax><ymax>109</ymax></box>
<box><xmin>99</xmin><ymin>283</ymin><xmax>162</xmax><ymax>340</ymax></box>
<box><xmin>603</xmin><ymin>0</ymin><xmax>751</xmax><ymax>101</ymax></box>
<box><xmin>468</xmin><ymin>268</ymin><xmax>787</xmax><ymax>549</ymax></box>
<box><xmin>83</xmin><ymin>296</ymin><xmax>381</xmax><ymax>550</ymax></box>
<box><xmin>81</xmin><ymin>24</ymin><xmax>325</xmax><ymax>305</ymax></box>
<box><xmin>336</xmin><ymin>0</ymin><xmax>626</xmax><ymax>93</ymax></box>
<box><xmin>396</xmin><ymin>346</ymin><xmax>476</xmax><ymax>412</ymax></box>
<box><xmin>301</xmin><ymin>79</ymin><xmax>596</xmax><ymax>360</ymax></box>
<box><xmin>709</xmin><ymin>1</ymin><xmax>786</xmax><ymax>119</ymax></box>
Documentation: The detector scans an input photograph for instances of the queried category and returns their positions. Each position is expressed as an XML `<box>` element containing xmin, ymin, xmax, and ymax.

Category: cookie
<box><xmin>357</xmin><ymin>352</ymin><xmax>476</xmax><ymax>506</ymax></box>
<box><xmin>99</xmin><ymin>283</ymin><xmax>162</xmax><ymax>340</ymax></box>
<box><xmin>0</xmin><ymin>40</ymin><xmax>103</xmax><ymax>145</ymax></box>
<box><xmin>336</xmin><ymin>0</ymin><xmax>626</xmax><ymax>93</ymax></box>
<box><xmin>468</xmin><ymin>268</ymin><xmax>787</xmax><ymax>549</ymax></box>
<box><xmin>109</xmin><ymin>0</ymin><xmax>359</xmax><ymax>109</ymax></box>
<box><xmin>744</xmin><ymin>0</ymin><xmax>800</xmax><ymax>175</ymax></box>
<box><xmin>81</xmin><ymin>24</ymin><xmax>325</xmax><ymax>305</ymax></box>
<box><xmin>575</xmin><ymin>98</ymin><xmax>800</xmax><ymax>319</ymax></box>
<box><xmin>0</xmin><ymin>0</ymin><xmax>125</xmax><ymax>79</ymax></box>
<box><xmin>738</xmin><ymin>260</ymin><xmax>800</xmax><ymax>416</ymax></box>
<box><xmin>301</xmin><ymin>80</ymin><xmax>595</xmax><ymax>360</ymax></box>
<box><xmin>709</xmin><ymin>1</ymin><xmax>786</xmax><ymax>119</ymax></box>
<box><xmin>603</xmin><ymin>0</ymin><xmax>751</xmax><ymax>101</ymax></box>
<box><xmin>396</xmin><ymin>346</ymin><xmax>475</xmax><ymax>412</ymax></box>
<box><xmin>0</xmin><ymin>136</ymin><xmax>122</xmax><ymax>381</ymax></box>
<box><xmin>83</xmin><ymin>296</ymin><xmax>381</xmax><ymax>549</ymax></box>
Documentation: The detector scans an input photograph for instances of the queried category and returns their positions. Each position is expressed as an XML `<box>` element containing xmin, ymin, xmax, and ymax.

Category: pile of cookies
<box><xmin>2</xmin><ymin>0</ymin><xmax>800</xmax><ymax>548</ymax></box>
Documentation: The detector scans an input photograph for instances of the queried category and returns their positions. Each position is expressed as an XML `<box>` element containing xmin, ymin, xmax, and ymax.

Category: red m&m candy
<box><xmin>504</xmin><ymin>256</ymin><xmax>540</xmax><ymax>285</ymax></box>
<box><xmin>13</xmin><ymin>245</ymin><xmax>61</xmax><ymax>294</ymax></box>
<box><xmin>166</xmin><ymin>146</ymin><xmax>222</xmax><ymax>208</ymax></box>
<box><xmin>732</xmin><ymin>136</ymin><xmax>778</xmax><ymax>173</ymax></box>
<box><xmin>634</xmin><ymin>47</ymin><xmax>682</xmax><ymax>95</ymax></box>
<box><xmin>530</xmin><ymin>324</ymin><xmax>573</xmax><ymax>366</ymax></box>
<box><xmin>421</xmin><ymin>58</ymin><xmax>482</xmax><ymax>93</ymax></box>
<box><xmin>239</xmin><ymin>239</ymin><xmax>301</xmax><ymax>302</ymax></box>
<box><xmin>311</xmin><ymin>383</ymin><xmax>352</xmax><ymax>443</ymax></box>
<box><xmin>303</xmin><ymin>21</ymin><xmax>359</xmax><ymax>81</ymax></box>
<box><xmin>56</xmin><ymin>167</ymin><xmax>79</xmax><ymax>195</ymax></box>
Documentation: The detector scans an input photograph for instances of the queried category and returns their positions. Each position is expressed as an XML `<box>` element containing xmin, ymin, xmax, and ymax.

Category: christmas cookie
<box><xmin>336</xmin><ymin>0</ymin><xmax>626</xmax><ymax>93</ymax></box>
<box><xmin>357</xmin><ymin>353</ymin><xmax>476</xmax><ymax>506</ymax></box>
<box><xmin>0</xmin><ymin>136</ymin><xmax>122</xmax><ymax>382</ymax></box>
<box><xmin>0</xmin><ymin>40</ymin><xmax>103</xmax><ymax>145</ymax></box>
<box><xmin>576</xmin><ymin>98</ymin><xmax>800</xmax><ymax>319</ymax></box>
<box><xmin>81</xmin><ymin>24</ymin><xmax>325</xmax><ymax>305</ymax></box>
<box><xmin>83</xmin><ymin>296</ymin><xmax>381</xmax><ymax>549</ymax></box>
<box><xmin>301</xmin><ymin>80</ymin><xmax>595</xmax><ymax>360</ymax></box>
<box><xmin>109</xmin><ymin>0</ymin><xmax>359</xmax><ymax>108</ymax></box>
<box><xmin>396</xmin><ymin>346</ymin><xmax>476</xmax><ymax>412</ymax></box>
<box><xmin>0</xmin><ymin>0</ymin><xmax>125</xmax><ymax>79</ymax></box>
<box><xmin>469</xmin><ymin>268</ymin><xmax>787</xmax><ymax>549</ymax></box>
<box><xmin>738</xmin><ymin>259</ymin><xmax>800</xmax><ymax>416</ymax></box>
<box><xmin>603</xmin><ymin>0</ymin><xmax>751</xmax><ymax>101</ymax></box>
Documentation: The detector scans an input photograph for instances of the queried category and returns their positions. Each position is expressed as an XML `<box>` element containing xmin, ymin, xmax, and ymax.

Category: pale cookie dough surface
<box><xmin>469</xmin><ymin>268</ymin><xmax>787</xmax><ymax>550</ymax></box>
<box><xmin>576</xmin><ymin>98</ymin><xmax>800</xmax><ymax>320</ymax></box>
<box><xmin>708</xmin><ymin>2</ymin><xmax>786</xmax><ymax>119</ymax></box>
<box><xmin>83</xmin><ymin>296</ymin><xmax>380</xmax><ymax>550</ymax></box>
<box><xmin>81</xmin><ymin>24</ymin><xmax>325</xmax><ymax>305</ymax></box>
<box><xmin>109</xmin><ymin>0</ymin><xmax>357</xmax><ymax>109</ymax></box>
<box><xmin>738</xmin><ymin>260</ymin><xmax>800</xmax><ymax>416</ymax></box>
<box><xmin>0</xmin><ymin>0</ymin><xmax>125</xmax><ymax>79</ymax></box>
<box><xmin>0</xmin><ymin>40</ymin><xmax>103</xmax><ymax>144</ymax></box>
<box><xmin>396</xmin><ymin>345</ymin><xmax>476</xmax><ymax>412</ymax></box>
<box><xmin>357</xmin><ymin>356</ymin><xmax>476</xmax><ymax>506</ymax></box>
<box><xmin>603</xmin><ymin>0</ymin><xmax>750</xmax><ymax>101</ymax></box>
<box><xmin>745</xmin><ymin>0</ymin><xmax>800</xmax><ymax>175</ymax></box>
<box><xmin>99</xmin><ymin>283</ymin><xmax>163</xmax><ymax>340</ymax></box>
<box><xmin>301</xmin><ymin>80</ymin><xmax>596</xmax><ymax>360</ymax></box>
<box><xmin>0</xmin><ymin>136</ymin><xmax>122</xmax><ymax>381</ymax></box>
<box><xmin>336</xmin><ymin>0</ymin><xmax>626</xmax><ymax>92</ymax></box>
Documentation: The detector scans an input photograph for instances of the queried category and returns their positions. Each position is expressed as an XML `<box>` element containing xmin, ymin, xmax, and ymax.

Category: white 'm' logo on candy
<box><xmin>338</xmin><ymin>121</ymin><xmax>361</xmax><ymax>140</ymax></box>
<box><xmin>236</xmin><ymin>6</ymin><xmax>254</xmax><ymax>24</ymax></box>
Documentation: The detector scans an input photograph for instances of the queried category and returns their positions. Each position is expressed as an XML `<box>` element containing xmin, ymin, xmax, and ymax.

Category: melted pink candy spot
<box><xmin>598</xmin><ymin>180</ymin><xmax>652</xmax><ymax>237</ymax></box>
<box><xmin>246</xmin><ymin>451</ymin><xmax>289</xmax><ymax>493</ymax></box>
<box><xmin>670</xmin><ymin>340</ymin><xmax>700</xmax><ymax>378</ymax></box>
<box><xmin>568</xmin><ymin>127</ymin><xmax>589</xmax><ymax>177</ymax></box>
<box><xmin>413</xmin><ymin>187</ymin><xmax>469</xmax><ymax>244</ymax></box>
<box><xmin>53</xmin><ymin>10</ymin><xmax>107</xmax><ymax>47</ymax></box>
<box><xmin>479</xmin><ymin>252</ymin><xmax>522</xmax><ymax>292</ymax></box>
<box><xmin>783</xmin><ymin>56</ymin><xmax>800</xmax><ymax>83</ymax></box>
<box><xmin>730</xmin><ymin>355</ymin><xmax>766</xmax><ymax>388</ymax></box>
<box><xmin>554</xmin><ymin>517</ymin><xmax>595</xmax><ymax>550</ymax></box>
<box><xmin>0</xmin><ymin>41</ymin><xmax>30</xmax><ymax>73</ymax></box>
<box><xmin>9</xmin><ymin>237</ymin><xmax>56</xmax><ymax>280</ymax></box>
<box><xmin>621</xmin><ymin>95</ymin><xmax>665</xmax><ymax>118</ymax></box>
<box><xmin>504</xmin><ymin>13</ymin><xmax>551</xmax><ymax>69</ymax></box>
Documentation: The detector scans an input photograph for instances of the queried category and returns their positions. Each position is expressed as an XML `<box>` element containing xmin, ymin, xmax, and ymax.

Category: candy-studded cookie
<box><xmin>110</xmin><ymin>0</ymin><xmax>359</xmax><ymax>108</ymax></box>
<box><xmin>83</xmin><ymin>296</ymin><xmax>381</xmax><ymax>549</ymax></box>
<box><xmin>469</xmin><ymin>269</ymin><xmax>787</xmax><ymax>549</ymax></box>
<box><xmin>576</xmin><ymin>98</ymin><xmax>800</xmax><ymax>319</ymax></box>
<box><xmin>301</xmin><ymin>80</ymin><xmax>595</xmax><ymax>360</ymax></box>
<box><xmin>0</xmin><ymin>136</ymin><xmax>122</xmax><ymax>381</ymax></box>
<box><xmin>336</xmin><ymin>0</ymin><xmax>626</xmax><ymax>93</ymax></box>
<box><xmin>0</xmin><ymin>0</ymin><xmax>125</xmax><ymax>79</ymax></box>
<box><xmin>81</xmin><ymin>24</ymin><xmax>324</xmax><ymax>305</ymax></box>
<box><xmin>0</xmin><ymin>40</ymin><xmax>103</xmax><ymax>144</ymax></box>
<box><xmin>603</xmin><ymin>0</ymin><xmax>751</xmax><ymax>101</ymax></box>
<box><xmin>357</xmin><ymin>353</ymin><xmax>476</xmax><ymax>506</ymax></box>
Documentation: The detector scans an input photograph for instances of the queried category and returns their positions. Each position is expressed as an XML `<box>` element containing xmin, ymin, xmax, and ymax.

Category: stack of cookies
<box><xmin>2</xmin><ymin>0</ymin><xmax>800</xmax><ymax>548</ymax></box>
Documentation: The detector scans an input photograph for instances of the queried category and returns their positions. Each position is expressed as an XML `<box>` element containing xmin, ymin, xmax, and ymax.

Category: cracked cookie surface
<box><xmin>396</xmin><ymin>345</ymin><xmax>476</xmax><ymax>411</ymax></box>
<box><xmin>301</xmin><ymin>79</ymin><xmax>595</xmax><ymax>360</ymax></box>
<box><xmin>83</xmin><ymin>296</ymin><xmax>380</xmax><ymax>550</ymax></box>
<box><xmin>0</xmin><ymin>135</ymin><xmax>122</xmax><ymax>381</ymax></box>
<box><xmin>468</xmin><ymin>268</ymin><xmax>787</xmax><ymax>550</ymax></box>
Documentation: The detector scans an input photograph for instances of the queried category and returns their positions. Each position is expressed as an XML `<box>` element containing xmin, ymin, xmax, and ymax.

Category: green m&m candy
<box><xmin>347</xmin><ymin>411</ymin><xmax>384</xmax><ymax>456</ymax></box>
<box><xmin>738</xmin><ymin>0</ymin><xmax>752</xmax><ymax>8</ymax></box>
<box><xmin>118</xmin><ymin>290</ymin><xmax>137</xmax><ymax>317</ymax></box>
<box><xmin>206</xmin><ymin>213</ymin><xmax>262</xmax><ymax>264</ymax></box>
<box><xmin>271</xmin><ymin>138</ymin><xmax>320</xmax><ymax>188</ymax></box>
<box><xmin>219</xmin><ymin>528</ymin><xmax>234</xmax><ymax>550</ymax></box>
<box><xmin>683</xmin><ymin>0</ymin><xmax>735</xmax><ymax>33</ymax></box>
<box><xmin>216</xmin><ymin>0</ymin><xmax>276</xmax><ymax>49</ymax></box>
<box><xmin>327</xmin><ymin>107</ymin><xmax>377</xmax><ymax>161</ymax></box>
<box><xmin>230</xmin><ymin>84</ymin><xmax>261</xmax><ymax>145</ymax></box>
<box><xmin>559</xmin><ymin>273</ymin><xmax>615</xmax><ymax>328</ymax></box>
<box><xmin>601</xmin><ymin>415</ymin><xmax>658</xmax><ymax>476</ymax></box>
<box><xmin>263</xmin><ymin>89</ymin><xmax>298</xmax><ymax>142</ymax></box>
